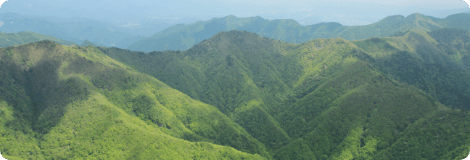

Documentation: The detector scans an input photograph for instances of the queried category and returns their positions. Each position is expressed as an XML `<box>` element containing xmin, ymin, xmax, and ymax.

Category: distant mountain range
<box><xmin>0</xmin><ymin>12</ymin><xmax>173</xmax><ymax>48</ymax></box>
<box><xmin>2</xmin><ymin>12</ymin><xmax>469</xmax><ymax>52</ymax></box>
<box><xmin>127</xmin><ymin>13</ymin><xmax>470</xmax><ymax>53</ymax></box>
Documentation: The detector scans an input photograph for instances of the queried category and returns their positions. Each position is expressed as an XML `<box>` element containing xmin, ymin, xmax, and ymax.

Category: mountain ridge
<box><xmin>0</xmin><ymin>40</ymin><xmax>271</xmax><ymax>159</ymax></box>
<box><xmin>103</xmin><ymin>29</ymin><xmax>470</xmax><ymax>159</ymax></box>
<box><xmin>0</xmin><ymin>31</ymin><xmax>76</xmax><ymax>47</ymax></box>
<box><xmin>127</xmin><ymin>13</ymin><xmax>470</xmax><ymax>53</ymax></box>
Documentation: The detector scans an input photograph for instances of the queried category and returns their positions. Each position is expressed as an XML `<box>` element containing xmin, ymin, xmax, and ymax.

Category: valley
<box><xmin>0</xmin><ymin>6</ymin><xmax>469</xmax><ymax>160</ymax></box>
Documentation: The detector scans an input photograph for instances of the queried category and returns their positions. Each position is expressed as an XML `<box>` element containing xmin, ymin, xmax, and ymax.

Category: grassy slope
<box><xmin>127</xmin><ymin>13</ymin><xmax>470</xmax><ymax>52</ymax></box>
<box><xmin>105</xmin><ymin>30</ymin><xmax>470</xmax><ymax>159</ymax></box>
<box><xmin>0</xmin><ymin>41</ymin><xmax>269</xmax><ymax>159</ymax></box>
<box><xmin>0</xmin><ymin>31</ymin><xmax>76</xmax><ymax>47</ymax></box>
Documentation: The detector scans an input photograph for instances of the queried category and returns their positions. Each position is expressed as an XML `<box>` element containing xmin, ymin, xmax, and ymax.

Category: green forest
<box><xmin>1</xmin><ymin>13</ymin><xmax>470</xmax><ymax>160</ymax></box>
<box><xmin>0</xmin><ymin>31</ymin><xmax>76</xmax><ymax>47</ymax></box>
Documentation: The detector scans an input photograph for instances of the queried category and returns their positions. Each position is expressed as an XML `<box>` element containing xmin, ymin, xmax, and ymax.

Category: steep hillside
<box><xmin>127</xmin><ymin>13</ymin><xmax>470</xmax><ymax>52</ymax></box>
<box><xmin>104</xmin><ymin>30</ymin><xmax>470</xmax><ymax>159</ymax></box>
<box><xmin>0</xmin><ymin>40</ymin><xmax>270</xmax><ymax>159</ymax></box>
<box><xmin>428</xmin><ymin>28</ymin><xmax>470</xmax><ymax>68</ymax></box>
<box><xmin>354</xmin><ymin>28</ymin><xmax>470</xmax><ymax>110</ymax></box>
<box><xmin>101</xmin><ymin>31</ymin><xmax>295</xmax><ymax>151</ymax></box>
<box><xmin>0</xmin><ymin>31</ymin><xmax>75</xmax><ymax>47</ymax></box>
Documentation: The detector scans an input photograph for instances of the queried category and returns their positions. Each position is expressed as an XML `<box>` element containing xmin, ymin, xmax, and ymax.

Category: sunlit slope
<box><xmin>354</xmin><ymin>28</ymin><xmax>470</xmax><ymax>110</ymax></box>
<box><xmin>0</xmin><ymin>31</ymin><xmax>76</xmax><ymax>47</ymax></box>
<box><xmin>271</xmin><ymin>34</ymin><xmax>470</xmax><ymax>160</ymax></box>
<box><xmin>428</xmin><ymin>28</ymin><xmax>470</xmax><ymax>68</ymax></box>
<box><xmin>105</xmin><ymin>30</ymin><xmax>470</xmax><ymax>159</ymax></box>
<box><xmin>127</xmin><ymin>13</ymin><xmax>470</xmax><ymax>52</ymax></box>
<box><xmin>101</xmin><ymin>31</ymin><xmax>296</xmax><ymax>151</ymax></box>
<box><xmin>0</xmin><ymin>41</ymin><xmax>269</xmax><ymax>159</ymax></box>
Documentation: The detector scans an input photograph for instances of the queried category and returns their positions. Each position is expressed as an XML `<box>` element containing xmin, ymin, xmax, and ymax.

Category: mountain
<box><xmin>354</xmin><ymin>28</ymin><xmax>470</xmax><ymax>110</ymax></box>
<box><xmin>104</xmin><ymin>30</ymin><xmax>470</xmax><ymax>159</ymax></box>
<box><xmin>0</xmin><ymin>13</ymin><xmax>172</xmax><ymax>48</ymax></box>
<box><xmin>0</xmin><ymin>31</ymin><xmax>76</xmax><ymax>47</ymax></box>
<box><xmin>127</xmin><ymin>13</ymin><xmax>470</xmax><ymax>53</ymax></box>
<box><xmin>80</xmin><ymin>40</ymin><xmax>98</xmax><ymax>47</ymax></box>
<box><xmin>0</xmin><ymin>40</ymin><xmax>270</xmax><ymax>159</ymax></box>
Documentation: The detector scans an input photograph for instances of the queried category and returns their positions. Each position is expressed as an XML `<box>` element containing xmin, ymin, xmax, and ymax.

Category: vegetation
<box><xmin>0</xmin><ymin>31</ymin><xmax>75</xmax><ymax>47</ymax></box>
<box><xmin>80</xmin><ymin>40</ymin><xmax>98</xmax><ymax>47</ymax></box>
<box><xmin>127</xmin><ymin>13</ymin><xmax>470</xmax><ymax>52</ymax></box>
<box><xmin>103</xmin><ymin>30</ymin><xmax>470</xmax><ymax>159</ymax></box>
<box><xmin>0</xmin><ymin>40</ymin><xmax>269</xmax><ymax>159</ymax></box>
<box><xmin>354</xmin><ymin>28</ymin><xmax>470</xmax><ymax>110</ymax></box>
<box><xmin>1</xmin><ymin>23</ymin><xmax>470</xmax><ymax>159</ymax></box>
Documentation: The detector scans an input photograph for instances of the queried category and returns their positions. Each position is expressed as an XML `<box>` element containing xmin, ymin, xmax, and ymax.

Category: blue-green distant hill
<box><xmin>0</xmin><ymin>13</ymin><xmax>172</xmax><ymax>48</ymax></box>
<box><xmin>0</xmin><ymin>31</ymin><xmax>75</xmax><ymax>47</ymax></box>
<box><xmin>127</xmin><ymin>13</ymin><xmax>470</xmax><ymax>52</ymax></box>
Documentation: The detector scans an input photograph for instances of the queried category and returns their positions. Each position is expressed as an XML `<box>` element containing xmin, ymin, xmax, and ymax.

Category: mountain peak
<box><xmin>405</xmin><ymin>13</ymin><xmax>426</xmax><ymax>20</ymax></box>
<box><xmin>224</xmin><ymin>15</ymin><xmax>238</xmax><ymax>20</ymax></box>
<box><xmin>378</xmin><ymin>15</ymin><xmax>405</xmax><ymax>24</ymax></box>
<box><xmin>193</xmin><ymin>30</ymin><xmax>263</xmax><ymax>49</ymax></box>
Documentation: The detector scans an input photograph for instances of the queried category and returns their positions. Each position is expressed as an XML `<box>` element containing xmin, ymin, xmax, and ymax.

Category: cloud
<box><xmin>463</xmin><ymin>0</ymin><xmax>470</xmax><ymax>8</ymax></box>
<box><xmin>0</xmin><ymin>0</ymin><xmax>7</xmax><ymax>8</ymax></box>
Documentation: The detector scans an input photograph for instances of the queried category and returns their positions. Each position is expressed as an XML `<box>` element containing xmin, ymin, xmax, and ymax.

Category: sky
<box><xmin>0</xmin><ymin>0</ymin><xmax>469</xmax><ymax>26</ymax></box>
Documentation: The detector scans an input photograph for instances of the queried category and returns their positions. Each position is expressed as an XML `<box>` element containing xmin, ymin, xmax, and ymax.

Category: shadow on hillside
<box><xmin>372</xmin><ymin>45</ymin><xmax>470</xmax><ymax>110</ymax></box>
<box><xmin>0</xmin><ymin>41</ymin><xmax>91</xmax><ymax>135</ymax></box>
<box><xmin>26</xmin><ymin>59</ymin><xmax>90</xmax><ymax>134</ymax></box>
<box><xmin>0</xmin><ymin>55</ymin><xmax>32</xmax><ymax>134</ymax></box>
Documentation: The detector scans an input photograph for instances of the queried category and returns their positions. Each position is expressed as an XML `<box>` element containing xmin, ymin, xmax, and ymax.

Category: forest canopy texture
<box><xmin>0</xmin><ymin>14</ymin><xmax>470</xmax><ymax>160</ymax></box>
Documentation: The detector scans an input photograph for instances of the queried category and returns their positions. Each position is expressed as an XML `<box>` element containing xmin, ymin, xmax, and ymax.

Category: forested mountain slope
<box><xmin>0</xmin><ymin>41</ymin><xmax>270</xmax><ymax>159</ymax></box>
<box><xmin>354</xmin><ymin>28</ymin><xmax>470</xmax><ymax>110</ymax></box>
<box><xmin>103</xmin><ymin>30</ymin><xmax>470</xmax><ymax>159</ymax></box>
<box><xmin>0</xmin><ymin>31</ymin><xmax>75</xmax><ymax>47</ymax></box>
<box><xmin>127</xmin><ymin>13</ymin><xmax>470</xmax><ymax>52</ymax></box>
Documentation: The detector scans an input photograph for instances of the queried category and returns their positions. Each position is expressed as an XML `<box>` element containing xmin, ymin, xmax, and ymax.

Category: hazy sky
<box><xmin>0</xmin><ymin>0</ymin><xmax>469</xmax><ymax>25</ymax></box>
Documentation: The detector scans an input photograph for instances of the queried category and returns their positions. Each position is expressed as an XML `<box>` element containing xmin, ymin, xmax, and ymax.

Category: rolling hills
<box><xmin>127</xmin><ymin>13</ymin><xmax>470</xmax><ymax>53</ymax></box>
<box><xmin>103</xmin><ymin>29</ymin><xmax>470</xmax><ymax>159</ymax></box>
<box><xmin>0</xmin><ymin>21</ymin><xmax>469</xmax><ymax>159</ymax></box>
<box><xmin>0</xmin><ymin>40</ymin><xmax>270</xmax><ymax>159</ymax></box>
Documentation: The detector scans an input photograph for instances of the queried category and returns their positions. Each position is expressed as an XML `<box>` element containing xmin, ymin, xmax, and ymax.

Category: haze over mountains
<box><xmin>127</xmin><ymin>13</ymin><xmax>470</xmax><ymax>52</ymax></box>
<box><xmin>1</xmin><ymin>0</ymin><xmax>470</xmax><ymax>159</ymax></box>
<box><xmin>1</xmin><ymin>0</ymin><xmax>468</xmax><ymax>26</ymax></box>
<box><xmin>0</xmin><ymin>12</ymin><xmax>173</xmax><ymax>48</ymax></box>
<box><xmin>2</xmin><ymin>11</ymin><xmax>468</xmax><ymax>53</ymax></box>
